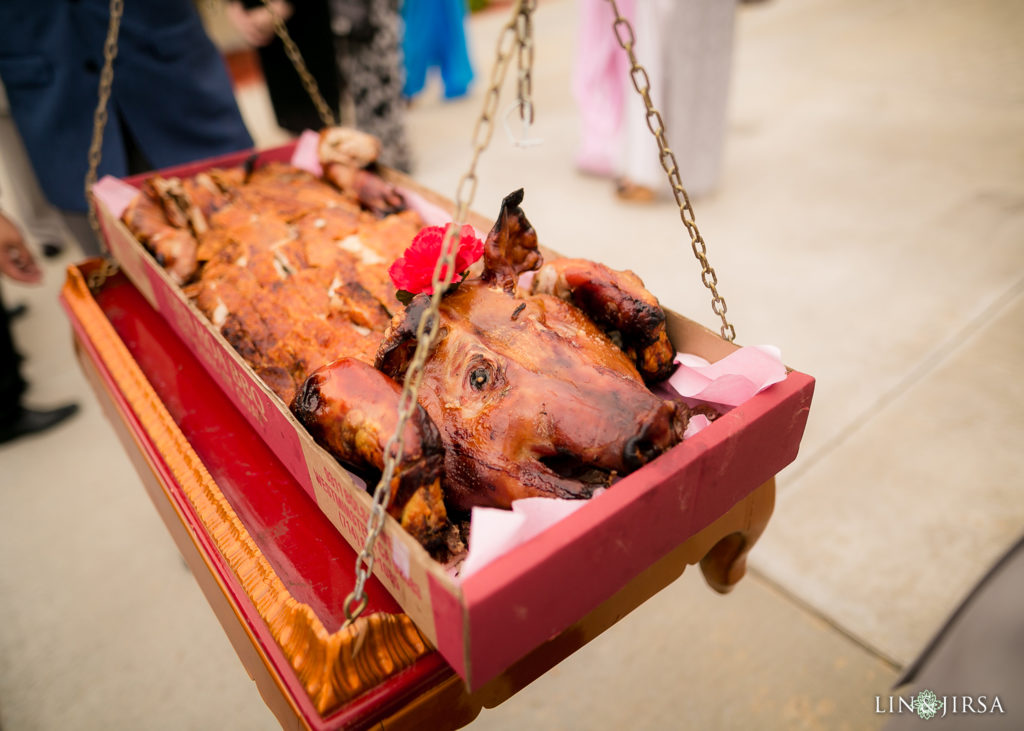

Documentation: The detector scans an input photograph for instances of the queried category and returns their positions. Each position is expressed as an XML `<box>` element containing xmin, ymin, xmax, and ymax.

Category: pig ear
<box><xmin>375</xmin><ymin>294</ymin><xmax>436</xmax><ymax>378</ymax></box>
<box><xmin>482</xmin><ymin>188</ymin><xmax>543</xmax><ymax>293</ymax></box>
<box><xmin>532</xmin><ymin>258</ymin><xmax>678</xmax><ymax>383</ymax></box>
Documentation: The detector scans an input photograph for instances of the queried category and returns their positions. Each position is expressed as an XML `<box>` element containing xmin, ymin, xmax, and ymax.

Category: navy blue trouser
<box><xmin>0</xmin><ymin>285</ymin><xmax>27</xmax><ymax>425</ymax></box>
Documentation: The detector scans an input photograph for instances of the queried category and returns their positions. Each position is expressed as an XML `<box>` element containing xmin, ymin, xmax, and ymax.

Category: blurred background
<box><xmin>1</xmin><ymin>0</ymin><xmax>1022</xmax><ymax>728</ymax></box>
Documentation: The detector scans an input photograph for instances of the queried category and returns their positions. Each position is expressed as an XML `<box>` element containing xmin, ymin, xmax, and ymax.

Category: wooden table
<box><xmin>62</xmin><ymin>259</ymin><xmax>776</xmax><ymax>730</ymax></box>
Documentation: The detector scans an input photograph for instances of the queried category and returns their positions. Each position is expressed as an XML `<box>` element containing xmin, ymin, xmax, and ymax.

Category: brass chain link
<box><xmin>341</xmin><ymin>1</ymin><xmax>533</xmax><ymax>627</ymax></box>
<box><xmin>261</xmin><ymin>0</ymin><xmax>337</xmax><ymax>128</ymax></box>
<box><xmin>604</xmin><ymin>0</ymin><xmax>736</xmax><ymax>342</ymax></box>
<box><xmin>515</xmin><ymin>0</ymin><xmax>537</xmax><ymax>124</ymax></box>
<box><xmin>83</xmin><ymin>0</ymin><xmax>124</xmax><ymax>290</ymax></box>
<box><xmin>86</xmin><ymin>258</ymin><xmax>121</xmax><ymax>292</ymax></box>
<box><xmin>83</xmin><ymin>0</ymin><xmax>122</xmax><ymax>236</ymax></box>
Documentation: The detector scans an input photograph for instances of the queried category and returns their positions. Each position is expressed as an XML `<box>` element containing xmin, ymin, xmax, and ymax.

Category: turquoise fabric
<box><xmin>401</xmin><ymin>0</ymin><xmax>475</xmax><ymax>100</ymax></box>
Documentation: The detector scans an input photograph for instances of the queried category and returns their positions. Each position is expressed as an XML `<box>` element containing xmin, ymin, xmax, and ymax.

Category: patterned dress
<box><xmin>331</xmin><ymin>0</ymin><xmax>413</xmax><ymax>172</ymax></box>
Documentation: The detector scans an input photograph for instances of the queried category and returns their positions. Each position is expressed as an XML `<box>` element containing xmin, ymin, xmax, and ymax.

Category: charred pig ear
<box><xmin>375</xmin><ymin>294</ymin><xmax>438</xmax><ymax>379</ymax></box>
<box><xmin>482</xmin><ymin>188</ymin><xmax>543</xmax><ymax>293</ymax></box>
<box><xmin>290</xmin><ymin>357</ymin><xmax>451</xmax><ymax>553</ymax></box>
<box><xmin>531</xmin><ymin>258</ymin><xmax>678</xmax><ymax>383</ymax></box>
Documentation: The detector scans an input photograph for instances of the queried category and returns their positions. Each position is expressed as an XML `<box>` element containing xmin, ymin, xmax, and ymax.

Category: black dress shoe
<box><xmin>0</xmin><ymin>403</ymin><xmax>80</xmax><ymax>445</ymax></box>
<box><xmin>5</xmin><ymin>303</ymin><xmax>28</xmax><ymax>320</ymax></box>
<box><xmin>42</xmin><ymin>242</ymin><xmax>65</xmax><ymax>259</ymax></box>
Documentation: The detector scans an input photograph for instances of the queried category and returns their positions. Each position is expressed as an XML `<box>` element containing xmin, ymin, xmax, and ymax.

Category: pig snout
<box><xmin>622</xmin><ymin>401</ymin><xmax>687</xmax><ymax>471</ymax></box>
<box><xmin>623</xmin><ymin>433</ymin><xmax>656</xmax><ymax>470</ymax></box>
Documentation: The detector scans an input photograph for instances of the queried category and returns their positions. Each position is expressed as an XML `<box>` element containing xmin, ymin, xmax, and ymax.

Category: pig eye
<box><xmin>469</xmin><ymin>367</ymin><xmax>490</xmax><ymax>390</ymax></box>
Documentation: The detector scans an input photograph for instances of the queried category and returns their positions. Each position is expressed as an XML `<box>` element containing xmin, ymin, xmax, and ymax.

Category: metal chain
<box><xmin>261</xmin><ymin>0</ymin><xmax>337</xmax><ymax>128</ymax></box>
<box><xmin>84</xmin><ymin>0</ymin><xmax>124</xmax><ymax>242</ymax></box>
<box><xmin>604</xmin><ymin>0</ymin><xmax>736</xmax><ymax>342</ymax></box>
<box><xmin>81</xmin><ymin>0</ymin><xmax>124</xmax><ymax>292</ymax></box>
<box><xmin>86</xmin><ymin>259</ymin><xmax>121</xmax><ymax>292</ymax></box>
<box><xmin>341</xmin><ymin>1</ymin><xmax>532</xmax><ymax>627</ymax></box>
<box><xmin>515</xmin><ymin>0</ymin><xmax>537</xmax><ymax>124</ymax></box>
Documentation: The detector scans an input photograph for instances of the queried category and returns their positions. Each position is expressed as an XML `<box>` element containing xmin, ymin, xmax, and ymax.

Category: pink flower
<box><xmin>388</xmin><ymin>224</ymin><xmax>484</xmax><ymax>295</ymax></box>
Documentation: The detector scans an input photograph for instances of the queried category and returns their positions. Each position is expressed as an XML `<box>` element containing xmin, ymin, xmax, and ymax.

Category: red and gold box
<box><xmin>89</xmin><ymin>141</ymin><xmax>815</xmax><ymax>690</ymax></box>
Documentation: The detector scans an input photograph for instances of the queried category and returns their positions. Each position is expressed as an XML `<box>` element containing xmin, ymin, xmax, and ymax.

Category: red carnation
<box><xmin>388</xmin><ymin>223</ymin><xmax>484</xmax><ymax>296</ymax></box>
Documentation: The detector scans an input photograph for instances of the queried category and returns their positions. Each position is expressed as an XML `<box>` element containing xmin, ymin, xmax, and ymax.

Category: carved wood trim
<box><xmin>62</xmin><ymin>265</ymin><xmax>432</xmax><ymax>716</ymax></box>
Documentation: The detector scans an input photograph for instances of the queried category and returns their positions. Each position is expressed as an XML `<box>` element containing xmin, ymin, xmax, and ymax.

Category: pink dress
<box><xmin>572</xmin><ymin>0</ymin><xmax>635</xmax><ymax>178</ymax></box>
<box><xmin>574</xmin><ymin>0</ymin><xmax>736</xmax><ymax>198</ymax></box>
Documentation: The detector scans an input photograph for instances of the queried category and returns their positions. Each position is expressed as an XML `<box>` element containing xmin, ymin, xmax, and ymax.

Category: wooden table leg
<box><xmin>700</xmin><ymin>477</ymin><xmax>776</xmax><ymax>593</ymax></box>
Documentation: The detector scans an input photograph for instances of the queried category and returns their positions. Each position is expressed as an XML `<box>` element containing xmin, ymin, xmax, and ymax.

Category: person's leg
<box><xmin>614</xmin><ymin>0</ymin><xmax>666</xmax><ymax>201</ymax></box>
<box><xmin>661</xmin><ymin>0</ymin><xmax>736</xmax><ymax>198</ymax></box>
<box><xmin>437</xmin><ymin>0</ymin><xmax>473</xmax><ymax>100</ymax></box>
<box><xmin>64</xmin><ymin>111</ymin><xmax>152</xmax><ymax>259</ymax></box>
<box><xmin>0</xmin><ymin>97</ymin><xmax>68</xmax><ymax>258</ymax></box>
<box><xmin>0</xmin><ymin>284</ymin><xmax>28</xmax><ymax>427</ymax></box>
<box><xmin>0</xmin><ymin>282</ymin><xmax>79</xmax><ymax>444</ymax></box>
<box><xmin>400</xmin><ymin>0</ymin><xmax>430</xmax><ymax>99</ymax></box>
<box><xmin>59</xmin><ymin>210</ymin><xmax>103</xmax><ymax>258</ymax></box>
<box><xmin>573</xmin><ymin>0</ymin><xmax>630</xmax><ymax>177</ymax></box>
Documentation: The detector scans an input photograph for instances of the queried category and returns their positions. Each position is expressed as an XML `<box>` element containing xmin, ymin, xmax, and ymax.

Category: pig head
<box><xmin>292</xmin><ymin>190</ymin><xmax>689</xmax><ymax>552</ymax></box>
<box><xmin>376</xmin><ymin>277</ymin><xmax>687</xmax><ymax>513</ymax></box>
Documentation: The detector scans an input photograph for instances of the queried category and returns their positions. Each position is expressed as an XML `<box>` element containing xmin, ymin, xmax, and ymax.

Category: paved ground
<box><xmin>1</xmin><ymin>0</ymin><xmax>1021</xmax><ymax>728</ymax></box>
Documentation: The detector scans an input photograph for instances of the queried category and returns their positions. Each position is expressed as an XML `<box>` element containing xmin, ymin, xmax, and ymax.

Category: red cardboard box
<box><xmin>92</xmin><ymin>142</ymin><xmax>815</xmax><ymax>690</ymax></box>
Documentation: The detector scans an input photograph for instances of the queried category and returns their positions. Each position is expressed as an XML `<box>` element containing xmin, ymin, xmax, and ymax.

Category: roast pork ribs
<box><xmin>122</xmin><ymin>160</ymin><xmax>421</xmax><ymax>406</ymax></box>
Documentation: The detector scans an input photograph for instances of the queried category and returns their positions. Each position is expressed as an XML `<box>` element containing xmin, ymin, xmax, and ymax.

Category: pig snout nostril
<box><xmin>291</xmin><ymin>379</ymin><xmax>323</xmax><ymax>422</ymax></box>
<box><xmin>623</xmin><ymin>435</ymin><xmax>655</xmax><ymax>470</ymax></box>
